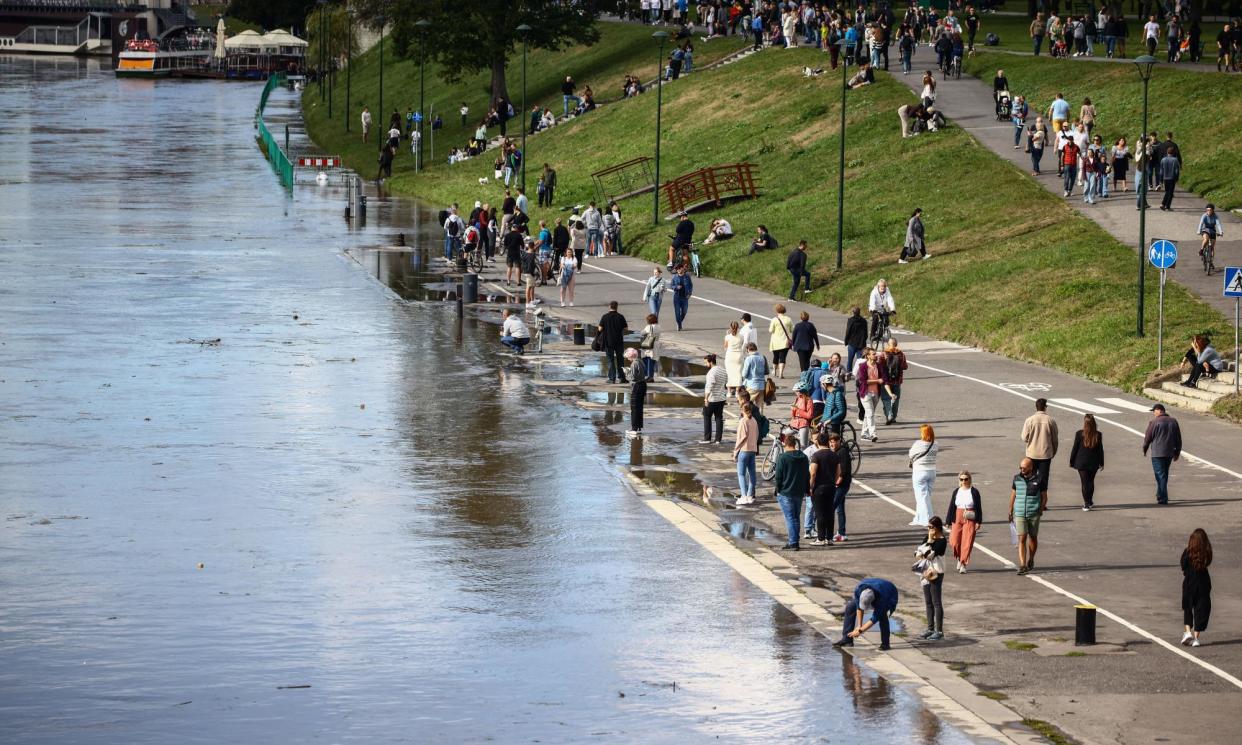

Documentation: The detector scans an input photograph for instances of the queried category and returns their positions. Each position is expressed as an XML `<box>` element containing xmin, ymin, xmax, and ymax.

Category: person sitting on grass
<box><xmin>702</xmin><ymin>218</ymin><xmax>734</xmax><ymax>244</ymax></box>
<box><xmin>747</xmin><ymin>224</ymin><xmax>775</xmax><ymax>255</ymax></box>
<box><xmin>847</xmin><ymin>62</ymin><xmax>875</xmax><ymax>89</ymax></box>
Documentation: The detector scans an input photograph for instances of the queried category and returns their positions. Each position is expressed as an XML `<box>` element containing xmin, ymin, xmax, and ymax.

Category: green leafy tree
<box><xmin>229</xmin><ymin>0</ymin><xmax>319</xmax><ymax>31</ymax></box>
<box><xmin>353</xmin><ymin>0</ymin><xmax>611</xmax><ymax>105</ymax></box>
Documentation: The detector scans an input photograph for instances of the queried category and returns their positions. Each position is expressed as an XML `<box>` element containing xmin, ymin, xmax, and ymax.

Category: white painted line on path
<box><xmin>1098</xmin><ymin>396</ymin><xmax>1160</xmax><ymax>413</ymax></box>
<box><xmin>581</xmin><ymin>261</ymin><xmax>1242</xmax><ymax>482</ymax></box>
<box><xmin>1048</xmin><ymin>398</ymin><xmax>1120</xmax><ymax>415</ymax></box>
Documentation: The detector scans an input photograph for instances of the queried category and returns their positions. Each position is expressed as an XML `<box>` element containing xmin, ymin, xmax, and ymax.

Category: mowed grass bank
<box><xmin>302</xmin><ymin>21</ymin><xmax>747</xmax><ymax>177</ymax></box>
<box><xmin>963</xmin><ymin>51</ymin><xmax>1242</xmax><ymax>210</ymax></box>
<box><xmin>312</xmin><ymin>43</ymin><xmax>1227</xmax><ymax>393</ymax></box>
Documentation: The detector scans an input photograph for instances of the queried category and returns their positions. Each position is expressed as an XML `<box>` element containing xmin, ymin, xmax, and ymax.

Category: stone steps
<box><xmin>1143</xmin><ymin>370</ymin><xmax>1238</xmax><ymax>413</ymax></box>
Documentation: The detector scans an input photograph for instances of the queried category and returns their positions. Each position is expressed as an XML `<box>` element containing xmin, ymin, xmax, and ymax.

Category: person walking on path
<box><xmin>1180</xmin><ymin>528</ymin><xmax>1213</xmax><ymax>647</ymax></box>
<box><xmin>701</xmin><ymin>353</ymin><xmax>728</xmax><ymax>444</ymax></box>
<box><xmin>946</xmin><ymin>470</ymin><xmax>982</xmax><ymax>573</ymax></box>
<box><xmin>899</xmin><ymin>208</ymin><xmax>927</xmax><ymax>263</ymax></box>
<box><xmin>791</xmin><ymin>311</ymin><xmax>820</xmax><ymax>373</ymax></box>
<box><xmin>787</xmin><ymin>240</ymin><xmax>812</xmax><ymax>298</ymax></box>
<box><xmin>583</xmin><ymin>201</ymin><xmax>604</xmax><ymax>257</ymax></box>
<box><xmin>878</xmin><ymin>338</ymin><xmax>908</xmax><ymax>425</ymax></box>
<box><xmin>908</xmin><ymin>424</ymin><xmax>939</xmax><ymax>527</ymax></box>
<box><xmin>638</xmin><ymin>313</ymin><xmax>660</xmax><ymax>383</ymax></box>
<box><xmin>361</xmin><ymin>105</ymin><xmax>372</xmax><ymax>142</ymax></box>
<box><xmin>670</xmin><ymin>263</ymin><xmax>693</xmax><ymax>331</ymax></box>
<box><xmin>844</xmin><ymin>306</ymin><xmax>868</xmax><ymax>374</ymax></box>
<box><xmin>598</xmin><ymin>301</ymin><xmax>629</xmax><ymax>384</ymax></box>
<box><xmin>1030</xmin><ymin>13</ymin><xmax>1046</xmax><ymax>55</ymax></box>
<box><xmin>558</xmin><ymin>248</ymin><xmax>577</xmax><ymax>307</ymax></box>
<box><xmin>625</xmin><ymin>348</ymin><xmax>646</xmax><ymax>438</ymax></box>
<box><xmin>1069</xmin><ymin>413</ymin><xmax>1104</xmax><ymax>511</ymax></box>
<box><xmin>828</xmin><ymin>432</ymin><xmax>852</xmax><ymax>542</ymax></box>
<box><xmin>1009</xmin><ymin>457</ymin><xmax>1047</xmax><ymax>575</ymax></box>
<box><xmin>733</xmin><ymin>401</ymin><xmax>761</xmax><ymax>507</ymax></box>
<box><xmin>740</xmin><ymin>312</ymin><xmax>758</xmax><ymax>350</ymax></box>
<box><xmin>1029</xmin><ymin>116</ymin><xmax>1047</xmax><ymax>175</ymax></box>
<box><xmin>741</xmin><ymin>343</ymin><xmax>769</xmax><ymax>413</ymax></box>
<box><xmin>642</xmin><ymin>267</ymin><xmax>667</xmax><ymax>320</ymax></box>
<box><xmin>856</xmin><ymin>348</ymin><xmax>887</xmax><ymax>443</ymax></box>
<box><xmin>1159</xmin><ymin>145</ymin><xmax>1181</xmax><ymax>211</ymax></box>
<box><xmin>723</xmin><ymin>321</ymin><xmax>745</xmax><ymax>395</ymax></box>
<box><xmin>768</xmin><ymin>304</ymin><xmax>794</xmax><ymax>379</ymax></box>
<box><xmin>773</xmin><ymin>433</ymin><xmax>811</xmax><ymax>551</ymax></box>
<box><xmin>1021</xmin><ymin>398</ymin><xmax>1059</xmax><ymax>494</ymax></box>
<box><xmin>916</xmin><ymin>517</ymin><xmax>948</xmax><ymax>641</ymax></box>
<box><xmin>833</xmin><ymin>578</ymin><xmax>899</xmax><ymax>650</ymax></box>
<box><xmin>1142</xmin><ymin>403</ymin><xmax>1182</xmax><ymax>505</ymax></box>
<box><xmin>808</xmin><ymin>431</ymin><xmax>841</xmax><ymax>546</ymax></box>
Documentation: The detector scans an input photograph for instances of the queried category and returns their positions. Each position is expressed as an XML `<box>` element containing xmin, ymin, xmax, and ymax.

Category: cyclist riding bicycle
<box><xmin>665</xmin><ymin>211</ymin><xmax>695</xmax><ymax>269</ymax></box>
<box><xmin>868</xmin><ymin>278</ymin><xmax>897</xmax><ymax>345</ymax></box>
<box><xmin>1198</xmin><ymin>203</ymin><xmax>1223</xmax><ymax>256</ymax></box>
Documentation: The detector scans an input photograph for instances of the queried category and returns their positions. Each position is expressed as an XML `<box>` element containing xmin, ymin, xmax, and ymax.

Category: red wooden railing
<box><xmin>661</xmin><ymin>162</ymin><xmax>760</xmax><ymax>217</ymax></box>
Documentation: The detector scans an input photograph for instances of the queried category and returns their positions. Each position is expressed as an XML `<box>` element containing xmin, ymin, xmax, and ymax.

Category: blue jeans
<box><xmin>736</xmin><ymin>451</ymin><xmax>757</xmax><ymax>498</ymax></box>
<box><xmin>587</xmin><ymin>228</ymin><xmax>603</xmax><ymax>255</ymax></box>
<box><xmin>846</xmin><ymin>345</ymin><xmax>862</xmax><ymax>374</ymax></box>
<box><xmin>500</xmin><ymin>335</ymin><xmax>529</xmax><ymax>353</ymax></box>
<box><xmin>1062</xmin><ymin>164</ymin><xmax>1077</xmax><ymax>195</ymax></box>
<box><xmin>1137</xmin><ymin>171</ymin><xmax>1149</xmax><ymax>207</ymax></box>
<box><xmin>563</xmin><ymin>95</ymin><xmax>580</xmax><ymax>117</ymax></box>
<box><xmin>1105</xmin><ymin>35</ymin><xmax>1117</xmax><ymax>56</ymax></box>
<box><xmin>834</xmin><ymin>481</ymin><xmax>850</xmax><ymax>535</ymax></box>
<box><xmin>901</xmin><ymin>49</ymin><xmax>912</xmax><ymax>73</ymax></box>
<box><xmin>804</xmin><ymin>499</ymin><xmax>815</xmax><ymax>533</ymax></box>
<box><xmin>880</xmin><ymin>383</ymin><xmax>901</xmax><ymax>421</ymax></box>
<box><xmin>445</xmin><ymin>235</ymin><xmax>461</xmax><ymax>260</ymax></box>
<box><xmin>672</xmin><ymin>294</ymin><xmax>689</xmax><ymax>330</ymax></box>
<box><xmin>1031</xmin><ymin>147</ymin><xmax>1043</xmax><ymax>173</ymax></box>
<box><xmin>1083</xmin><ymin>172</ymin><xmax>1098</xmax><ymax>203</ymax></box>
<box><xmin>789</xmin><ymin>269</ymin><xmax>811</xmax><ymax>298</ymax></box>
<box><xmin>1152</xmin><ymin>456</ymin><xmax>1172</xmax><ymax>503</ymax></box>
<box><xmin>1033</xmin><ymin>34</ymin><xmax>1044</xmax><ymax>55</ymax></box>
<box><xmin>1014</xmin><ymin>124</ymin><xmax>1024</xmax><ymax>147</ymax></box>
<box><xmin>647</xmin><ymin>293</ymin><xmax>663</xmax><ymax>319</ymax></box>
<box><xmin>842</xmin><ymin>598</ymin><xmax>890</xmax><ymax>646</ymax></box>
<box><xmin>777</xmin><ymin>492</ymin><xmax>804</xmax><ymax>547</ymax></box>
<box><xmin>870</xmin><ymin>47</ymin><xmax>882</xmax><ymax>67</ymax></box>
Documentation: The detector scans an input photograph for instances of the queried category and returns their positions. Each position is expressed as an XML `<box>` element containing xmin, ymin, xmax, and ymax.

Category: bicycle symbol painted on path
<box><xmin>999</xmin><ymin>382</ymin><xmax>1052</xmax><ymax>392</ymax></box>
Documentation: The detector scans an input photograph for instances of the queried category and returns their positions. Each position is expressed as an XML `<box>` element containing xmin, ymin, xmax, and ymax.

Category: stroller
<box><xmin>1050</xmin><ymin>39</ymin><xmax>1070</xmax><ymax>58</ymax></box>
<box><xmin>995</xmin><ymin>90</ymin><xmax>1012</xmax><ymax>121</ymax></box>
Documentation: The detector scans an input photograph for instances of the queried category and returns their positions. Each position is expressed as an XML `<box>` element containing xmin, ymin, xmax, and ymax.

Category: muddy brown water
<box><xmin>0</xmin><ymin>57</ymin><xmax>975</xmax><ymax>743</ymax></box>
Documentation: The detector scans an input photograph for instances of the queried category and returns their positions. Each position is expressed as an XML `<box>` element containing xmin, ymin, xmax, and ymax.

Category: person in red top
<box><xmin>791</xmin><ymin>384</ymin><xmax>815</xmax><ymax>448</ymax></box>
<box><xmin>1062</xmin><ymin>139</ymin><xmax>1081</xmax><ymax>197</ymax></box>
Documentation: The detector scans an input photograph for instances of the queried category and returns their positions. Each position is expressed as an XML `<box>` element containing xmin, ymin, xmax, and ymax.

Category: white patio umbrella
<box><xmin>214</xmin><ymin>17</ymin><xmax>226</xmax><ymax>59</ymax></box>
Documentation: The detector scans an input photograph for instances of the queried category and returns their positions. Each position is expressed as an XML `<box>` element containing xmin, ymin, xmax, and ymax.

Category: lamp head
<box><xmin>1133</xmin><ymin>54</ymin><xmax>1157</xmax><ymax>81</ymax></box>
<box><xmin>652</xmin><ymin>30</ymin><xmax>669</xmax><ymax>42</ymax></box>
<box><xmin>516</xmin><ymin>23</ymin><xmax>532</xmax><ymax>34</ymax></box>
<box><xmin>414</xmin><ymin>19</ymin><xmax>430</xmax><ymax>30</ymax></box>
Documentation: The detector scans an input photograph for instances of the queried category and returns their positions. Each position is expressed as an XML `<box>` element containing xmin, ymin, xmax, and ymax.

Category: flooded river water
<box><xmin>0</xmin><ymin>57</ymin><xmax>974</xmax><ymax>743</ymax></box>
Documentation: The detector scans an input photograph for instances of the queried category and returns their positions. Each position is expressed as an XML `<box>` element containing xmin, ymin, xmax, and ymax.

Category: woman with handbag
<box><xmin>642</xmin><ymin>268</ymin><xmax>666</xmax><ymax>320</ymax></box>
<box><xmin>908</xmin><ymin>424</ymin><xmax>938</xmax><ymax>526</ymax></box>
<box><xmin>723</xmin><ymin>321</ymin><xmax>745</xmax><ymax>396</ymax></box>
<box><xmin>916</xmin><ymin>517</ymin><xmax>948</xmax><ymax>641</ymax></box>
<box><xmin>946</xmin><ymin>470</ymin><xmax>983</xmax><ymax>573</ymax></box>
<box><xmin>639</xmin><ymin>313</ymin><xmax>660</xmax><ymax>383</ymax></box>
<box><xmin>768</xmin><ymin>303</ymin><xmax>794</xmax><ymax>379</ymax></box>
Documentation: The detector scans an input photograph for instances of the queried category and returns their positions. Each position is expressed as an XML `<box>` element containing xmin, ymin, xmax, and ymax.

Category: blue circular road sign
<box><xmin>1149</xmin><ymin>239</ymin><xmax>1178</xmax><ymax>269</ymax></box>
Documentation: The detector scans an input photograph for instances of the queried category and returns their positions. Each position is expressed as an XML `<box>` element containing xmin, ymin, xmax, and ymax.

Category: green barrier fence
<box><xmin>255</xmin><ymin>73</ymin><xmax>293</xmax><ymax>188</ymax></box>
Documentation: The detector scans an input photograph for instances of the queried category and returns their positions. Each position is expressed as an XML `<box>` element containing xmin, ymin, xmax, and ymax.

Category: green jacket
<box><xmin>773</xmin><ymin>449</ymin><xmax>810</xmax><ymax>497</ymax></box>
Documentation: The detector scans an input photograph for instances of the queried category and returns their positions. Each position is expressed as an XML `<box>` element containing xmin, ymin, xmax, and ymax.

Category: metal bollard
<box><xmin>1075</xmin><ymin>604</ymin><xmax>1096</xmax><ymax>645</ymax></box>
<box><xmin>462</xmin><ymin>272</ymin><xmax>479</xmax><ymax>304</ymax></box>
<box><xmin>573</xmin><ymin>324</ymin><xmax>586</xmax><ymax>345</ymax></box>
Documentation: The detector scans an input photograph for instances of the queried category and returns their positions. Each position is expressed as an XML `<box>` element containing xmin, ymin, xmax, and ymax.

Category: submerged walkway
<box><xmin>886</xmin><ymin>56</ymin><xmax>1240</xmax><ymax>319</ymax></box>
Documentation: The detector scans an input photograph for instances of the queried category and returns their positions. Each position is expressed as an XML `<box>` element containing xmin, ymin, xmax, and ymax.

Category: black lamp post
<box><xmin>377</xmin><ymin>13</ymin><xmax>385</xmax><ymax>136</ymax></box>
<box><xmin>345</xmin><ymin>6</ymin><xmax>352</xmax><ymax>132</ymax></box>
<box><xmin>1134</xmin><ymin>54</ymin><xmax>1156</xmax><ymax>338</ymax></box>
<box><xmin>326</xmin><ymin>2</ymin><xmax>333</xmax><ymax>120</ymax></box>
<box><xmin>318</xmin><ymin>0</ymin><xmax>326</xmax><ymax>103</ymax></box>
<box><xmin>415</xmin><ymin>18</ymin><xmax>430</xmax><ymax>172</ymax></box>
<box><xmin>836</xmin><ymin>37</ymin><xmax>850</xmax><ymax>270</ymax></box>
<box><xmin>516</xmin><ymin>23</ymin><xmax>532</xmax><ymax>192</ymax></box>
<box><xmin>652</xmin><ymin>30</ymin><xmax>668</xmax><ymax>226</ymax></box>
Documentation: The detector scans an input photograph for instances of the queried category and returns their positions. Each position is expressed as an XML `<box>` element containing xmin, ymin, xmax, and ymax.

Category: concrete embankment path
<box><xmin>497</xmin><ymin>248</ymin><xmax>1242</xmax><ymax>745</ymax></box>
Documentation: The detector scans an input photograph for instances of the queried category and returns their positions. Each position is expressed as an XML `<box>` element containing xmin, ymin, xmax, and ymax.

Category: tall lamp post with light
<box><xmin>652</xmin><ymin>30</ymin><xmax>668</xmax><ymax>226</ymax></box>
<box><xmin>345</xmin><ymin>6</ymin><xmax>353</xmax><ymax>132</ymax></box>
<box><xmin>516</xmin><ymin>24</ymin><xmax>531</xmax><ymax>191</ymax></box>
<box><xmin>376</xmin><ymin>13</ymin><xmax>385</xmax><ymax>135</ymax></box>
<box><xmin>326</xmin><ymin>2</ymin><xmax>333</xmax><ymax>120</ymax></box>
<box><xmin>836</xmin><ymin>37</ymin><xmax>851</xmax><ymax>270</ymax></box>
<box><xmin>415</xmin><ymin>19</ymin><xmax>430</xmax><ymax>172</ymax></box>
<box><xmin>317</xmin><ymin>0</ymin><xmax>326</xmax><ymax>103</ymax></box>
<box><xmin>1134</xmin><ymin>54</ymin><xmax>1156</xmax><ymax>338</ymax></box>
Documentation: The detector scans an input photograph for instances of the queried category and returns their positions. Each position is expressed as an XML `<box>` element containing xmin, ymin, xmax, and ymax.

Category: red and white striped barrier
<box><xmin>296</xmin><ymin>155</ymin><xmax>342</xmax><ymax>168</ymax></box>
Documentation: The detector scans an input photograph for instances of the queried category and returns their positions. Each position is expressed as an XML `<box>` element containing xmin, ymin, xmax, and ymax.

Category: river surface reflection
<box><xmin>0</xmin><ymin>56</ymin><xmax>974</xmax><ymax>743</ymax></box>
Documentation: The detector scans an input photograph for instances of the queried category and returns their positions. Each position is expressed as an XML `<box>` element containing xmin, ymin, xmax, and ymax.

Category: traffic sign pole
<box><xmin>1235</xmin><ymin>298</ymin><xmax>1239</xmax><ymax>395</ymax></box>
<box><xmin>1225</xmin><ymin>267</ymin><xmax>1242</xmax><ymax>393</ymax></box>
<box><xmin>1149</xmin><ymin>240</ymin><xmax>1178</xmax><ymax>370</ymax></box>
<box><xmin>1158</xmin><ymin>269</ymin><xmax>1166</xmax><ymax>369</ymax></box>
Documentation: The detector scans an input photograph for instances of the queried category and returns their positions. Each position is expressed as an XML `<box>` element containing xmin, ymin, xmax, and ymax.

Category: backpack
<box><xmin>985</xmin><ymin>32</ymin><xmax>999</xmax><ymax>46</ymax></box>
<box><xmin>886</xmin><ymin>351</ymin><xmax>903</xmax><ymax>381</ymax></box>
<box><xmin>753</xmin><ymin>409</ymin><xmax>770</xmax><ymax>442</ymax></box>
<box><xmin>798</xmin><ymin>367</ymin><xmax>817</xmax><ymax>393</ymax></box>
<box><xmin>447</xmin><ymin>219</ymin><xmax>460</xmax><ymax>237</ymax></box>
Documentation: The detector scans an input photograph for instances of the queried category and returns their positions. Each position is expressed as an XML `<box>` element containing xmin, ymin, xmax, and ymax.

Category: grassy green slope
<box><xmin>963</xmin><ymin>51</ymin><xmax>1242</xmax><ymax>210</ymax></box>
<box><xmin>969</xmin><ymin>15</ymin><xmax>1226</xmax><ymax>56</ymax></box>
<box><xmin>307</xmin><ymin>41</ymin><xmax>1228</xmax><ymax>393</ymax></box>
<box><xmin>303</xmin><ymin>21</ymin><xmax>748</xmax><ymax>177</ymax></box>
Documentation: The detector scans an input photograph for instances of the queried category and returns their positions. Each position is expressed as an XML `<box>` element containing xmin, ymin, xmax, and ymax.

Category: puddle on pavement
<box><xmin>722</xmin><ymin>519</ymin><xmax>772</xmax><ymax>541</ymax></box>
<box><xmin>631</xmin><ymin>468</ymin><xmax>703</xmax><ymax>498</ymax></box>
<box><xmin>348</xmin><ymin>246</ymin><xmax>522</xmax><ymax>304</ymax></box>
<box><xmin>582</xmin><ymin>390</ymin><xmax>702</xmax><ymax>407</ymax></box>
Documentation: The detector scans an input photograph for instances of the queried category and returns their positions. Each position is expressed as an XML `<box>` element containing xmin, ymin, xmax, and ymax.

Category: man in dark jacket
<box><xmin>843</xmin><ymin>307</ymin><xmax>868</xmax><ymax>374</ymax></box>
<box><xmin>772</xmin><ymin>433</ymin><xmax>811</xmax><ymax>551</ymax></box>
<box><xmin>1159</xmin><ymin>145</ymin><xmax>1181</xmax><ymax>211</ymax></box>
<box><xmin>833</xmin><ymin>577</ymin><xmax>899</xmax><ymax>650</ymax></box>
<box><xmin>670</xmin><ymin>264</ymin><xmax>693</xmax><ymax>331</ymax></box>
<box><xmin>787</xmin><ymin>240</ymin><xmax>811</xmax><ymax>299</ymax></box>
<box><xmin>1142</xmin><ymin>404</ymin><xmax>1182</xmax><ymax>504</ymax></box>
<box><xmin>877</xmin><ymin>338</ymin><xmax>908</xmax><ymax>425</ymax></box>
<box><xmin>597</xmin><ymin>301</ymin><xmax>629</xmax><ymax>384</ymax></box>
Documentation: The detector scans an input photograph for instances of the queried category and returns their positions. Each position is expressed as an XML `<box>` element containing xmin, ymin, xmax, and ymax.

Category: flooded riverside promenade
<box><xmin>0</xmin><ymin>58</ymin><xmax>978</xmax><ymax>742</ymax></box>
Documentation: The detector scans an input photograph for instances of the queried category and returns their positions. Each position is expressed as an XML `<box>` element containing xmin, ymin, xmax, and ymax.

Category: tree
<box><xmin>305</xmin><ymin>4</ymin><xmax>359</xmax><ymax>69</ymax></box>
<box><xmin>229</xmin><ymin>0</ymin><xmax>319</xmax><ymax>31</ymax></box>
<box><xmin>352</xmin><ymin>0</ymin><xmax>609</xmax><ymax>105</ymax></box>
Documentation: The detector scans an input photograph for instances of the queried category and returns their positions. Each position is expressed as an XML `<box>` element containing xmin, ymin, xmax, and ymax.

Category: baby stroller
<box><xmin>1050</xmin><ymin>39</ymin><xmax>1069</xmax><ymax>58</ymax></box>
<box><xmin>995</xmin><ymin>90</ymin><xmax>1012</xmax><ymax>121</ymax></box>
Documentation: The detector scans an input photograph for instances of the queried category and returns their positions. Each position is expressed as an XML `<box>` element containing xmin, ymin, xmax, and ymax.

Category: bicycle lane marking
<box><xmin>653</xmin><ymin>373</ymin><xmax>1242</xmax><ymax>692</ymax></box>
<box><xmin>581</xmin><ymin>261</ymin><xmax>1242</xmax><ymax>482</ymax></box>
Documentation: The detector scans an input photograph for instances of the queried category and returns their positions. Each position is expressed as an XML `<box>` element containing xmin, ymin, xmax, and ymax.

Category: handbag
<box><xmin>590</xmin><ymin>331</ymin><xmax>604</xmax><ymax>352</ymax></box>
<box><xmin>763</xmin><ymin>376</ymin><xmax>777</xmax><ymax>405</ymax></box>
<box><xmin>640</xmin><ymin>331</ymin><xmax>655</xmax><ymax>350</ymax></box>
<box><xmin>908</xmin><ymin>442</ymin><xmax>931</xmax><ymax>470</ymax></box>
<box><xmin>963</xmin><ymin>508</ymin><xmax>978</xmax><ymax>522</ymax></box>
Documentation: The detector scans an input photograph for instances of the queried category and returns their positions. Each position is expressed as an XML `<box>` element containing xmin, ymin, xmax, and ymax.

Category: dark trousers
<box><xmin>574</xmin><ymin>248</ymin><xmax>585</xmax><ymax>270</ymax></box>
<box><xmin>789</xmin><ymin>268</ymin><xmax>811</xmax><ymax>298</ymax></box>
<box><xmin>811</xmin><ymin>485</ymin><xmax>835</xmax><ymax>540</ymax></box>
<box><xmin>1183</xmin><ymin>591</ymin><xmax>1211</xmax><ymax>632</ymax></box>
<box><xmin>702</xmin><ymin>400</ymin><xmax>725</xmax><ymax>441</ymax></box>
<box><xmin>1161</xmin><ymin>179</ymin><xmax>1177</xmax><ymax>208</ymax></box>
<box><xmin>922</xmin><ymin>576</ymin><xmax>944</xmax><ymax>633</ymax></box>
<box><xmin>796</xmin><ymin>349</ymin><xmax>813</xmax><ymax>372</ymax></box>
<box><xmin>1031</xmin><ymin>458</ymin><xmax>1052</xmax><ymax>493</ymax></box>
<box><xmin>1077</xmin><ymin>468</ymin><xmax>1097</xmax><ymax>507</ymax></box>
<box><xmin>672</xmin><ymin>295</ymin><xmax>689</xmax><ymax>330</ymax></box>
<box><xmin>605</xmin><ymin>345</ymin><xmax>627</xmax><ymax>383</ymax></box>
<box><xmin>630</xmin><ymin>381</ymin><xmax>647</xmax><ymax>431</ymax></box>
<box><xmin>1152</xmin><ymin>456</ymin><xmax>1172</xmax><ymax>503</ymax></box>
<box><xmin>842</xmin><ymin>600</ymin><xmax>890</xmax><ymax>647</ymax></box>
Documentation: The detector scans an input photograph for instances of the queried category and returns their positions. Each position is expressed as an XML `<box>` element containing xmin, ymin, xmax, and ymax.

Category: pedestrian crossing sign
<box><xmin>1226</xmin><ymin>267</ymin><xmax>1242</xmax><ymax>298</ymax></box>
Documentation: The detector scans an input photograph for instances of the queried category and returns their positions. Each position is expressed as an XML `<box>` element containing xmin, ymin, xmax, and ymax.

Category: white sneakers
<box><xmin>734</xmin><ymin>497</ymin><xmax>755</xmax><ymax>508</ymax></box>
<box><xmin>1181</xmin><ymin>631</ymin><xmax>1194</xmax><ymax>645</ymax></box>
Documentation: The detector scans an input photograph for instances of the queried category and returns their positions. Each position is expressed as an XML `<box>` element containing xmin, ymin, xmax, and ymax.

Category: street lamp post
<box><xmin>836</xmin><ymin>38</ymin><xmax>849</xmax><ymax>270</ymax></box>
<box><xmin>326</xmin><ymin>3</ymin><xmax>333</xmax><ymax>120</ymax></box>
<box><xmin>516</xmin><ymin>24</ymin><xmax>532</xmax><ymax>192</ymax></box>
<box><xmin>377</xmin><ymin>14</ymin><xmax>385</xmax><ymax>136</ymax></box>
<box><xmin>318</xmin><ymin>1</ymin><xmax>326</xmax><ymax>103</ymax></box>
<box><xmin>415</xmin><ymin>19</ymin><xmax>430</xmax><ymax>173</ymax></box>
<box><xmin>1134</xmin><ymin>55</ymin><xmax>1156</xmax><ymax>338</ymax></box>
<box><xmin>345</xmin><ymin>6</ymin><xmax>352</xmax><ymax>132</ymax></box>
<box><xmin>652</xmin><ymin>30</ymin><xmax>668</xmax><ymax>226</ymax></box>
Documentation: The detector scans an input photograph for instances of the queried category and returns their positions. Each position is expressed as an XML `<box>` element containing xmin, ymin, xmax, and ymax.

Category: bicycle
<box><xmin>1200</xmin><ymin>234</ymin><xmax>1217</xmax><ymax>276</ymax></box>
<box><xmin>760</xmin><ymin>419</ymin><xmax>796</xmax><ymax>481</ymax></box>
<box><xmin>465</xmin><ymin>242</ymin><xmax>487</xmax><ymax>274</ymax></box>
<box><xmin>812</xmin><ymin>416</ymin><xmax>863</xmax><ymax>477</ymax></box>
<box><xmin>526</xmin><ymin>307</ymin><xmax>545</xmax><ymax>353</ymax></box>
<box><xmin>949</xmin><ymin>54</ymin><xmax>962</xmax><ymax>79</ymax></box>
<box><xmin>869</xmin><ymin>310</ymin><xmax>893</xmax><ymax>348</ymax></box>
